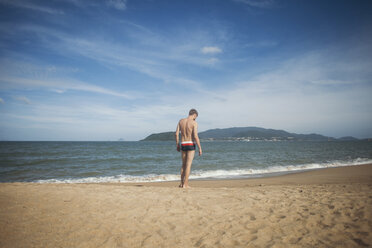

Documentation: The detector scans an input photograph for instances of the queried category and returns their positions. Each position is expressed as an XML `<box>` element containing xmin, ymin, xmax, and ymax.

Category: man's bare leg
<box><xmin>182</xmin><ymin>150</ymin><xmax>195</xmax><ymax>188</ymax></box>
<box><xmin>179</xmin><ymin>151</ymin><xmax>187</xmax><ymax>187</ymax></box>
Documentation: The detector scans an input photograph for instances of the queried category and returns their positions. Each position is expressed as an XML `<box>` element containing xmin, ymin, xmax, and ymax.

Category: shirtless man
<box><xmin>175</xmin><ymin>109</ymin><xmax>202</xmax><ymax>188</ymax></box>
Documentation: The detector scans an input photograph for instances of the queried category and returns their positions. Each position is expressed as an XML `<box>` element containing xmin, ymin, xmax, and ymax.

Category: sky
<box><xmin>0</xmin><ymin>0</ymin><xmax>371</xmax><ymax>141</ymax></box>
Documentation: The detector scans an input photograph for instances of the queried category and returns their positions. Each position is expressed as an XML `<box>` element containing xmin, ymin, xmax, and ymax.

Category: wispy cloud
<box><xmin>195</xmin><ymin>50</ymin><xmax>372</xmax><ymax>136</ymax></box>
<box><xmin>14</xmin><ymin>24</ymin><xmax>225</xmax><ymax>95</ymax></box>
<box><xmin>119</xmin><ymin>20</ymin><xmax>154</xmax><ymax>34</ymax></box>
<box><xmin>13</xmin><ymin>96</ymin><xmax>31</xmax><ymax>104</ymax></box>
<box><xmin>1</xmin><ymin>0</ymin><xmax>371</xmax><ymax>140</ymax></box>
<box><xmin>0</xmin><ymin>0</ymin><xmax>64</xmax><ymax>14</ymax></box>
<box><xmin>7</xmin><ymin>113</ymin><xmax>80</xmax><ymax>125</ymax></box>
<box><xmin>0</xmin><ymin>77</ymin><xmax>135</xmax><ymax>99</ymax></box>
<box><xmin>2</xmin><ymin>101</ymin><xmax>185</xmax><ymax>140</ymax></box>
<box><xmin>206</xmin><ymin>58</ymin><xmax>219</xmax><ymax>65</ymax></box>
<box><xmin>50</xmin><ymin>89</ymin><xmax>66</xmax><ymax>94</ymax></box>
<box><xmin>106</xmin><ymin>0</ymin><xmax>126</xmax><ymax>10</ymax></box>
<box><xmin>20</xmin><ymin>23</ymin><xmax>216</xmax><ymax>65</ymax></box>
<box><xmin>2</xmin><ymin>47</ymin><xmax>371</xmax><ymax>140</ymax></box>
<box><xmin>233</xmin><ymin>0</ymin><xmax>276</xmax><ymax>9</ymax></box>
<box><xmin>201</xmin><ymin>46</ymin><xmax>222</xmax><ymax>54</ymax></box>
<box><xmin>244</xmin><ymin>40</ymin><xmax>278</xmax><ymax>48</ymax></box>
<box><xmin>309</xmin><ymin>79</ymin><xmax>354</xmax><ymax>86</ymax></box>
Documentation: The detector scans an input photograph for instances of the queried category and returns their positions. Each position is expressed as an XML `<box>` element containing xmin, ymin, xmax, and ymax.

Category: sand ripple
<box><xmin>1</xmin><ymin>181</ymin><xmax>372</xmax><ymax>247</ymax></box>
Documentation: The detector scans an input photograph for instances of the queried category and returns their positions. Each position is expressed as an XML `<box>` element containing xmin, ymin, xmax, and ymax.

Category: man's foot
<box><xmin>179</xmin><ymin>184</ymin><xmax>183</xmax><ymax>188</ymax></box>
<box><xmin>182</xmin><ymin>185</ymin><xmax>191</xmax><ymax>188</ymax></box>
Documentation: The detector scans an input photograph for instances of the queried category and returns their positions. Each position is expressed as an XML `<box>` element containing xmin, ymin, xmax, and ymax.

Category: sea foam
<box><xmin>35</xmin><ymin>158</ymin><xmax>372</xmax><ymax>184</ymax></box>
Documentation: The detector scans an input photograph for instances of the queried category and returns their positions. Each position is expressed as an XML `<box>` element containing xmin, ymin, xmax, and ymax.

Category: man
<box><xmin>175</xmin><ymin>109</ymin><xmax>202</xmax><ymax>188</ymax></box>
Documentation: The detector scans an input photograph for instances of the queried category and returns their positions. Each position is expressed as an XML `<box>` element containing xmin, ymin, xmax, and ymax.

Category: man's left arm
<box><xmin>193</xmin><ymin>122</ymin><xmax>202</xmax><ymax>156</ymax></box>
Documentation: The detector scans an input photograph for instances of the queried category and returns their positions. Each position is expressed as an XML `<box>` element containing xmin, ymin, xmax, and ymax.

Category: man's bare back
<box><xmin>179</xmin><ymin>118</ymin><xmax>196</xmax><ymax>143</ymax></box>
<box><xmin>175</xmin><ymin>109</ymin><xmax>202</xmax><ymax>188</ymax></box>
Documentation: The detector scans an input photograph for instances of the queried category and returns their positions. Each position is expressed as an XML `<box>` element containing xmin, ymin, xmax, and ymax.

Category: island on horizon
<box><xmin>141</xmin><ymin>126</ymin><xmax>362</xmax><ymax>142</ymax></box>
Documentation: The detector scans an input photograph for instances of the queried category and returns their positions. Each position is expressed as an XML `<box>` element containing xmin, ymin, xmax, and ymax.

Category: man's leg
<box><xmin>180</xmin><ymin>151</ymin><xmax>187</xmax><ymax>187</ymax></box>
<box><xmin>183</xmin><ymin>150</ymin><xmax>195</xmax><ymax>188</ymax></box>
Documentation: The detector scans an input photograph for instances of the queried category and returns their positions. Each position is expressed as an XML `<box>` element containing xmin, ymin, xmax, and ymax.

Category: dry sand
<box><xmin>1</xmin><ymin>164</ymin><xmax>372</xmax><ymax>248</ymax></box>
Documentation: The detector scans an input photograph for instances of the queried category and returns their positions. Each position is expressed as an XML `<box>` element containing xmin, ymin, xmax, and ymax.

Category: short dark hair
<box><xmin>189</xmin><ymin>108</ymin><xmax>198</xmax><ymax>116</ymax></box>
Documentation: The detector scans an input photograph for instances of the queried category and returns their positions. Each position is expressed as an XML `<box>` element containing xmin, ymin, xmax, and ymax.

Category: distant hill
<box><xmin>141</xmin><ymin>132</ymin><xmax>174</xmax><ymax>141</ymax></box>
<box><xmin>141</xmin><ymin>127</ymin><xmax>349</xmax><ymax>141</ymax></box>
<box><xmin>338</xmin><ymin>136</ymin><xmax>359</xmax><ymax>141</ymax></box>
<box><xmin>199</xmin><ymin>127</ymin><xmax>334</xmax><ymax>141</ymax></box>
<box><xmin>200</xmin><ymin>127</ymin><xmax>290</xmax><ymax>139</ymax></box>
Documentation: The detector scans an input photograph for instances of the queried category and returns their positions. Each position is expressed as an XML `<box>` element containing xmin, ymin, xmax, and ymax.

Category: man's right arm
<box><xmin>175</xmin><ymin>121</ymin><xmax>180</xmax><ymax>152</ymax></box>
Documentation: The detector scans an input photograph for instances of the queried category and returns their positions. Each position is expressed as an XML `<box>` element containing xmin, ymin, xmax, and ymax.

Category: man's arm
<box><xmin>193</xmin><ymin>122</ymin><xmax>202</xmax><ymax>156</ymax></box>
<box><xmin>175</xmin><ymin>121</ymin><xmax>180</xmax><ymax>152</ymax></box>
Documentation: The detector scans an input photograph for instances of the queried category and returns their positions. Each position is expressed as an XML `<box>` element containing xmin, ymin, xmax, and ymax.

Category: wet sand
<box><xmin>1</xmin><ymin>164</ymin><xmax>372</xmax><ymax>247</ymax></box>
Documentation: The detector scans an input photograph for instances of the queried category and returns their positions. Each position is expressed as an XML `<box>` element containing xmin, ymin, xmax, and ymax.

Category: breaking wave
<box><xmin>35</xmin><ymin>158</ymin><xmax>372</xmax><ymax>184</ymax></box>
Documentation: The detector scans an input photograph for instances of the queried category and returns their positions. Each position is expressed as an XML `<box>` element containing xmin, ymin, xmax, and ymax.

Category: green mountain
<box><xmin>141</xmin><ymin>127</ymin><xmax>348</xmax><ymax>141</ymax></box>
<box><xmin>199</xmin><ymin>127</ymin><xmax>334</xmax><ymax>141</ymax></box>
<box><xmin>141</xmin><ymin>132</ymin><xmax>175</xmax><ymax>141</ymax></box>
<box><xmin>338</xmin><ymin>136</ymin><xmax>359</xmax><ymax>141</ymax></box>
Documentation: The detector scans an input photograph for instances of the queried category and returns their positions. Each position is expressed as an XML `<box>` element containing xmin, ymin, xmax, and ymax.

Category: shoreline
<box><xmin>139</xmin><ymin>163</ymin><xmax>372</xmax><ymax>188</ymax></box>
<box><xmin>1</xmin><ymin>164</ymin><xmax>371</xmax><ymax>247</ymax></box>
<box><xmin>2</xmin><ymin>162</ymin><xmax>372</xmax><ymax>186</ymax></box>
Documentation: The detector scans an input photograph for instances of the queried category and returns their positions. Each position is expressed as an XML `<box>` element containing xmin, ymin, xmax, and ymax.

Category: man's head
<box><xmin>189</xmin><ymin>109</ymin><xmax>198</xmax><ymax>120</ymax></box>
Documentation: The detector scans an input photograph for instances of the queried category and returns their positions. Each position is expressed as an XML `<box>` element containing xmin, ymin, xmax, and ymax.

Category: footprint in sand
<box><xmin>167</xmin><ymin>221</ymin><xmax>176</xmax><ymax>231</ymax></box>
<box><xmin>245</xmin><ymin>212</ymin><xmax>256</xmax><ymax>221</ymax></box>
<box><xmin>353</xmin><ymin>238</ymin><xmax>369</xmax><ymax>247</ymax></box>
<box><xmin>194</xmin><ymin>237</ymin><xmax>204</xmax><ymax>247</ymax></box>
<box><xmin>140</xmin><ymin>234</ymin><xmax>152</xmax><ymax>247</ymax></box>
<box><xmin>250</xmin><ymin>235</ymin><xmax>258</xmax><ymax>241</ymax></box>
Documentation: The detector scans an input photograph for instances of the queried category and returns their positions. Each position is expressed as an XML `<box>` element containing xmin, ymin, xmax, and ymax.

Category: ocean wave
<box><xmin>35</xmin><ymin>158</ymin><xmax>372</xmax><ymax>184</ymax></box>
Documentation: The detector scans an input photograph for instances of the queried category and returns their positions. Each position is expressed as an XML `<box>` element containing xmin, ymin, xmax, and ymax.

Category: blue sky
<box><xmin>0</xmin><ymin>0</ymin><xmax>371</xmax><ymax>140</ymax></box>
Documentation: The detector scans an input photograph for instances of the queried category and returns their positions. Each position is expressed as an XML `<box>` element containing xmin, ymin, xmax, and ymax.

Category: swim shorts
<box><xmin>181</xmin><ymin>141</ymin><xmax>196</xmax><ymax>151</ymax></box>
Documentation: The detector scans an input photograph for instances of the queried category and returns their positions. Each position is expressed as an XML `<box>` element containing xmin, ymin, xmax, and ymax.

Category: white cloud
<box><xmin>2</xmin><ymin>12</ymin><xmax>371</xmax><ymax>140</ymax></box>
<box><xmin>206</xmin><ymin>57</ymin><xmax>219</xmax><ymax>64</ymax></box>
<box><xmin>309</xmin><ymin>79</ymin><xmax>354</xmax><ymax>86</ymax></box>
<box><xmin>15</xmin><ymin>24</ymin><xmax>222</xmax><ymax>89</ymax></box>
<box><xmin>2</xmin><ymin>102</ymin><xmax>186</xmax><ymax>140</ymax></box>
<box><xmin>3</xmin><ymin>33</ymin><xmax>371</xmax><ymax>139</ymax></box>
<box><xmin>3</xmin><ymin>47</ymin><xmax>371</xmax><ymax>140</ymax></box>
<box><xmin>0</xmin><ymin>97</ymin><xmax>4</xmax><ymax>103</ymax></box>
<box><xmin>201</xmin><ymin>46</ymin><xmax>222</xmax><ymax>54</ymax></box>
<box><xmin>0</xmin><ymin>77</ymin><xmax>135</xmax><ymax>99</ymax></box>
<box><xmin>233</xmin><ymin>0</ymin><xmax>276</xmax><ymax>9</ymax></box>
<box><xmin>245</xmin><ymin>40</ymin><xmax>278</xmax><ymax>48</ymax></box>
<box><xmin>119</xmin><ymin>20</ymin><xmax>154</xmax><ymax>34</ymax></box>
<box><xmin>50</xmin><ymin>89</ymin><xmax>65</xmax><ymax>94</ymax></box>
<box><xmin>14</xmin><ymin>96</ymin><xmax>31</xmax><ymax>104</ymax></box>
<box><xmin>190</xmin><ymin>51</ymin><xmax>372</xmax><ymax>138</ymax></box>
<box><xmin>0</xmin><ymin>0</ymin><xmax>64</xmax><ymax>14</ymax></box>
<box><xmin>59</xmin><ymin>0</ymin><xmax>85</xmax><ymax>8</ymax></box>
<box><xmin>106</xmin><ymin>0</ymin><xmax>126</xmax><ymax>10</ymax></box>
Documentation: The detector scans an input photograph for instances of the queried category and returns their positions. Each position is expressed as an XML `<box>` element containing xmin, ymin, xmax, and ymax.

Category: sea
<box><xmin>0</xmin><ymin>140</ymin><xmax>372</xmax><ymax>183</ymax></box>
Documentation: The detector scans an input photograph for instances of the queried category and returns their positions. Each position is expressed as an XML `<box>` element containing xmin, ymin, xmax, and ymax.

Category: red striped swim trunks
<box><xmin>181</xmin><ymin>141</ymin><xmax>196</xmax><ymax>151</ymax></box>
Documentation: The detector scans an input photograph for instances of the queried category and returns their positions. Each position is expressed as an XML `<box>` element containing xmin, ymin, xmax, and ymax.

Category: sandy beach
<box><xmin>1</xmin><ymin>164</ymin><xmax>371</xmax><ymax>248</ymax></box>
